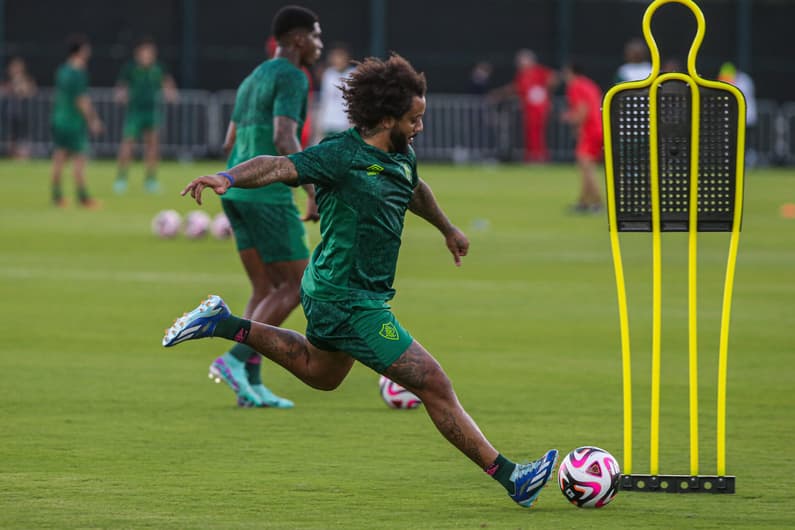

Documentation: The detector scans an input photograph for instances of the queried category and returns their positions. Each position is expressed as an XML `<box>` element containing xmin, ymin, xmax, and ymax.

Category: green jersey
<box><xmin>225</xmin><ymin>57</ymin><xmax>308</xmax><ymax>204</ymax></box>
<box><xmin>118</xmin><ymin>60</ymin><xmax>166</xmax><ymax>114</ymax></box>
<box><xmin>52</xmin><ymin>63</ymin><xmax>88</xmax><ymax>129</ymax></box>
<box><xmin>288</xmin><ymin>129</ymin><xmax>419</xmax><ymax>302</ymax></box>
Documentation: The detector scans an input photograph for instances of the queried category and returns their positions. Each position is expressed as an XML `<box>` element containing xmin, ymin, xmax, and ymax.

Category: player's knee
<box><xmin>418</xmin><ymin>366</ymin><xmax>454</xmax><ymax>403</ymax></box>
<box><xmin>309</xmin><ymin>373</ymin><xmax>344</xmax><ymax>391</ymax></box>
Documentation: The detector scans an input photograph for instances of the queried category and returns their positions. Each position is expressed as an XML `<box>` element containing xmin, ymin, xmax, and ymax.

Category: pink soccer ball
<box><xmin>184</xmin><ymin>210</ymin><xmax>211</xmax><ymax>239</ymax></box>
<box><xmin>558</xmin><ymin>446</ymin><xmax>621</xmax><ymax>508</ymax></box>
<box><xmin>378</xmin><ymin>375</ymin><xmax>421</xmax><ymax>409</ymax></box>
<box><xmin>151</xmin><ymin>209</ymin><xmax>182</xmax><ymax>239</ymax></box>
<box><xmin>210</xmin><ymin>212</ymin><xmax>233</xmax><ymax>240</ymax></box>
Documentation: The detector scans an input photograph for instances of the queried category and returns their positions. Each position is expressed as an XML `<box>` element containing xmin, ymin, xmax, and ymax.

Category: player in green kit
<box><xmin>208</xmin><ymin>6</ymin><xmax>321</xmax><ymax>408</ymax></box>
<box><xmin>113</xmin><ymin>37</ymin><xmax>177</xmax><ymax>194</ymax></box>
<box><xmin>164</xmin><ymin>54</ymin><xmax>558</xmax><ymax>509</ymax></box>
<box><xmin>50</xmin><ymin>34</ymin><xmax>103</xmax><ymax>208</ymax></box>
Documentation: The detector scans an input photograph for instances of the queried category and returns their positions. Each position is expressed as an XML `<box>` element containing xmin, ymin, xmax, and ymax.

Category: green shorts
<box><xmin>301</xmin><ymin>292</ymin><xmax>414</xmax><ymax>372</ymax></box>
<box><xmin>52</xmin><ymin>123</ymin><xmax>87</xmax><ymax>153</ymax></box>
<box><xmin>222</xmin><ymin>199</ymin><xmax>309</xmax><ymax>263</ymax></box>
<box><xmin>123</xmin><ymin>111</ymin><xmax>160</xmax><ymax>139</ymax></box>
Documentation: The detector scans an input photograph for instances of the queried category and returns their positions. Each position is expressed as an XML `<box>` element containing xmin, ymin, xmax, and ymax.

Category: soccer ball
<box><xmin>151</xmin><ymin>209</ymin><xmax>182</xmax><ymax>239</ymax></box>
<box><xmin>558</xmin><ymin>446</ymin><xmax>621</xmax><ymax>508</ymax></box>
<box><xmin>184</xmin><ymin>210</ymin><xmax>211</xmax><ymax>239</ymax></box>
<box><xmin>378</xmin><ymin>375</ymin><xmax>421</xmax><ymax>409</ymax></box>
<box><xmin>210</xmin><ymin>212</ymin><xmax>233</xmax><ymax>240</ymax></box>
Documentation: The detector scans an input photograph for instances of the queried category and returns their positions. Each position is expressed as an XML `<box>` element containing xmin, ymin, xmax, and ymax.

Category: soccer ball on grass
<box><xmin>558</xmin><ymin>446</ymin><xmax>621</xmax><ymax>508</ymax></box>
<box><xmin>210</xmin><ymin>212</ymin><xmax>233</xmax><ymax>240</ymax></box>
<box><xmin>184</xmin><ymin>210</ymin><xmax>211</xmax><ymax>239</ymax></box>
<box><xmin>151</xmin><ymin>209</ymin><xmax>182</xmax><ymax>239</ymax></box>
<box><xmin>378</xmin><ymin>375</ymin><xmax>421</xmax><ymax>409</ymax></box>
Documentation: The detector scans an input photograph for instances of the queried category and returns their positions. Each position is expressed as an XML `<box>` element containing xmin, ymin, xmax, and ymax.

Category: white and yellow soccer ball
<box><xmin>378</xmin><ymin>375</ymin><xmax>421</xmax><ymax>409</ymax></box>
<box><xmin>558</xmin><ymin>446</ymin><xmax>621</xmax><ymax>508</ymax></box>
<box><xmin>184</xmin><ymin>210</ymin><xmax>212</xmax><ymax>239</ymax></box>
<box><xmin>151</xmin><ymin>209</ymin><xmax>182</xmax><ymax>239</ymax></box>
<box><xmin>210</xmin><ymin>212</ymin><xmax>233</xmax><ymax>240</ymax></box>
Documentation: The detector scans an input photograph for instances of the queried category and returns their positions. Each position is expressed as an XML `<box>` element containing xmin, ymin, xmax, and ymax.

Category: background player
<box><xmin>561</xmin><ymin>62</ymin><xmax>604</xmax><ymax>213</ymax></box>
<box><xmin>315</xmin><ymin>42</ymin><xmax>354</xmax><ymax>139</ymax></box>
<box><xmin>50</xmin><ymin>34</ymin><xmax>103</xmax><ymax>208</ymax></box>
<box><xmin>113</xmin><ymin>37</ymin><xmax>177</xmax><ymax>194</ymax></box>
<box><xmin>210</xmin><ymin>5</ymin><xmax>322</xmax><ymax>408</ymax></box>
<box><xmin>164</xmin><ymin>53</ymin><xmax>558</xmax><ymax>509</ymax></box>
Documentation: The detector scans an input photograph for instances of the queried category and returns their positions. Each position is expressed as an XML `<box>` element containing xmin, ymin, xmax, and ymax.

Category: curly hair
<box><xmin>341</xmin><ymin>53</ymin><xmax>427</xmax><ymax>131</ymax></box>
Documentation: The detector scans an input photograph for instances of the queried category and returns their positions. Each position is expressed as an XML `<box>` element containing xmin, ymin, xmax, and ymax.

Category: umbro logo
<box><xmin>366</xmin><ymin>164</ymin><xmax>384</xmax><ymax>176</ymax></box>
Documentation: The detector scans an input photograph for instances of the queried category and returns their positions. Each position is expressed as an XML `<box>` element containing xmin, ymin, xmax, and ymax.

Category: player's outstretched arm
<box><xmin>181</xmin><ymin>155</ymin><xmax>299</xmax><ymax>205</ymax></box>
<box><xmin>409</xmin><ymin>178</ymin><xmax>469</xmax><ymax>266</ymax></box>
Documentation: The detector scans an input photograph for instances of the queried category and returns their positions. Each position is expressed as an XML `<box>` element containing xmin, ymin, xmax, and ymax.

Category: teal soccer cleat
<box><xmin>509</xmin><ymin>449</ymin><xmax>559</xmax><ymax>508</ymax></box>
<box><xmin>162</xmin><ymin>295</ymin><xmax>230</xmax><ymax>347</ymax></box>
<box><xmin>250</xmin><ymin>383</ymin><xmax>294</xmax><ymax>409</ymax></box>
<box><xmin>208</xmin><ymin>353</ymin><xmax>264</xmax><ymax>407</ymax></box>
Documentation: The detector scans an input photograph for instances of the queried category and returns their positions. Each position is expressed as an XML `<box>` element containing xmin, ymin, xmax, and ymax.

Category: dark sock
<box><xmin>228</xmin><ymin>342</ymin><xmax>256</xmax><ymax>364</ymax></box>
<box><xmin>76</xmin><ymin>186</ymin><xmax>90</xmax><ymax>202</ymax></box>
<box><xmin>213</xmin><ymin>315</ymin><xmax>251</xmax><ymax>343</ymax></box>
<box><xmin>145</xmin><ymin>172</ymin><xmax>157</xmax><ymax>182</ymax></box>
<box><xmin>52</xmin><ymin>184</ymin><xmax>63</xmax><ymax>202</ymax></box>
<box><xmin>245</xmin><ymin>358</ymin><xmax>262</xmax><ymax>385</ymax></box>
<box><xmin>485</xmin><ymin>454</ymin><xmax>517</xmax><ymax>494</ymax></box>
<box><xmin>116</xmin><ymin>169</ymin><xmax>128</xmax><ymax>181</ymax></box>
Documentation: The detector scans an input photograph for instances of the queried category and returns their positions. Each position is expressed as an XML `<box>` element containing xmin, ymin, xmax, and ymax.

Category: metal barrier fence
<box><xmin>0</xmin><ymin>88</ymin><xmax>791</xmax><ymax>165</ymax></box>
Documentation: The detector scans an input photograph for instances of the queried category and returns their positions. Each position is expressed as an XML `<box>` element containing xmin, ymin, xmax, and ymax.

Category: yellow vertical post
<box><xmin>647</xmin><ymin>81</ymin><xmax>662</xmax><ymax>477</ymax></box>
<box><xmin>603</xmin><ymin>104</ymin><xmax>634</xmax><ymax>476</ymax></box>
<box><xmin>686</xmin><ymin>79</ymin><xmax>702</xmax><ymax>477</ymax></box>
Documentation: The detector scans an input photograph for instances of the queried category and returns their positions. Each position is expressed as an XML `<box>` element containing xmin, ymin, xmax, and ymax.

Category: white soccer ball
<box><xmin>378</xmin><ymin>375</ymin><xmax>421</xmax><ymax>409</ymax></box>
<box><xmin>558</xmin><ymin>446</ymin><xmax>621</xmax><ymax>508</ymax></box>
<box><xmin>184</xmin><ymin>210</ymin><xmax>211</xmax><ymax>239</ymax></box>
<box><xmin>210</xmin><ymin>212</ymin><xmax>233</xmax><ymax>240</ymax></box>
<box><xmin>151</xmin><ymin>209</ymin><xmax>182</xmax><ymax>239</ymax></box>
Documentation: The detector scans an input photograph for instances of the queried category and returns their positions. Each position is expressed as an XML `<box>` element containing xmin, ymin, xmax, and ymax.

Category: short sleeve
<box><xmin>288</xmin><ymin>139</ymin><xmax>347</xmax><ymax>187</ymax></box>
<box><xmin>230</xmin><ymin>90</ymin><xmax>243</xmax><ymax>123</ymax></box>
<box><xmin>69</xmin><ymin>70</ymin><xmax>88</xmax><ymax>98</ymax></box>
<box><xmin>273</xmin><ymin>68</ymin><xmax>308</xmax><ymax>122</ymax></box>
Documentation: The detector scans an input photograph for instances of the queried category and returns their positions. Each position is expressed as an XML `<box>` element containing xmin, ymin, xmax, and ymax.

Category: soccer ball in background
<box><xmin>558</xmin><ymin>446</ymin><xmax>621</xmax><ymax>508</ymax></box>
<box><xmin>184</xmin><ymin>210</ymin><xmax>212</xmax><ymax>239</ymax></box>
<box><xmin>210</xmin><ymin>212</ymin><xmax>233</xmax><ymax>240</ymax></box>
<box><xmin>151</xmin><ymin>209</ymin><xmax>182</xmax><ymax>239</ymax></box>
<box><xmin>378</xmin><ymin>375</ymin><xmax>421</xmax><ymax>409</ymax></box>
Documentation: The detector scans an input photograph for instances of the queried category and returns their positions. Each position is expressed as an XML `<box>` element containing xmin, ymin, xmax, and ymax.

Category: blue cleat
<box><xmin>208</xmin><ymin>353</ymin><xmax>264</xmax><ymax>406</ymax></box>
<box><xmin>113</xmin><ymin>179</ymin><xmax>128</xmax><ymax>195</ymax></box>
<box><xmin>144</xmin><ymin>178</ymin><xmax>161</xmax><ymax>194</ymax></box>
<box><xmin>509</xmin><ymin>449</ymin><xmax>558</xmax><ymax>508</ymax></box>
<box><xmin>251</xmin><ymin>383</ymin><xmax>294</xmax><ymax>409</ymax></box>
<box><xmin>162</xmin><ymin>295</ymin><xmax>230</xmax><ymax>347</ymax></box>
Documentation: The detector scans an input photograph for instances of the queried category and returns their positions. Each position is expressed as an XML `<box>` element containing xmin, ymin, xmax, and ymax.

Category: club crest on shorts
<box><xmin>379</xmin><ymin>322</ymin><xmax>399</xmax><ymax>341</ymax></box>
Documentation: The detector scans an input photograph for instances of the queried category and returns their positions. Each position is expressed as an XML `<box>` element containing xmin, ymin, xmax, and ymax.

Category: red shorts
<box><xmin>576</xmin><ymin>131</ymin><xmax>604</xmax><ymax>161</ymax></box>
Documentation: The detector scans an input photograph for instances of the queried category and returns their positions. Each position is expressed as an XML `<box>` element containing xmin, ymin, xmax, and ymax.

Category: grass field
<box><xmin>1</xmin><ymin>159</ymin><xmax>794</xmax><ymax>529</ymax></box>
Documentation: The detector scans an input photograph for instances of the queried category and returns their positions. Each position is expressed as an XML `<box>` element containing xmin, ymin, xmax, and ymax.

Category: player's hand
<box><xmin>164</xmin><ymin>87</ymin><xmax>179</xmax><ymax>104</ymax></box>
<box><xmin>181</xmin><ymin>174</ymin><xmax>230</xmax><ymax>205</ymax></box>
<box><xmin>444</xmin><ymin>226</ymin><xmax>469</xmax><ymax>267</ymax></box>
<box><xmin>89</xmin><ymin>118</ymin><xmax>104</xmax><ymax>136</ymax></box>
<box><xmin>302</xmin><ymin>195</ymin><xmax>320</xmax><ymax>222</ymax></box>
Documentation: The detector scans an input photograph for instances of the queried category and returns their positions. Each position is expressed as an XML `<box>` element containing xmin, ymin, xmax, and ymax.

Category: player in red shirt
<box><xmin>514</xmin><ymin>50</ymin><xmax>556</xmax><ymax>162</ymax></box>
<box><xmin>561</xmin><ymin>63</ymin><xmax>604</xmax><ymax>212</ymax></box>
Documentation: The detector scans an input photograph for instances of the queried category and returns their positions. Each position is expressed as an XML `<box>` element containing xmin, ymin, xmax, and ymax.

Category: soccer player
<box><xmin>164</xmin><ymin>53</ymin><xmax>558</xmax><ymax>508</ymax></box>
<box><xmin>210</xmin><ymin>6</ymin><xmax>322</xmax><ymax>408</ymax></box>
<box><xmin>50</xmin><ymin>34</ymin><xmax>103</xmax><ymax>208</ymax></box>
<box><xmin>490</xmin><ymin>50</ymin><xmax>556</xmax><ymax>163</ymax></box>
<box><xmin>561</xmin><ymin>63</ymin><xmax>604</xmax><ymax>213</ymax></box>
<box><xmin>113</xmin><ymin>37</ymin><xmax>177</xmax><ymax>194</ymax></box>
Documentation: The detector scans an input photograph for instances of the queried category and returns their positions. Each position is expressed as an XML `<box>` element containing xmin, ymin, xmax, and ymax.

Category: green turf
<box><xmin>1</xmin><ymin>159</ymin><xmax>793</xmax><ymax>529</ymax></box>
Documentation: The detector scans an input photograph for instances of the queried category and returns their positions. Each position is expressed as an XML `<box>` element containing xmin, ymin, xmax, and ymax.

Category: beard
<box><xmin>389</xmin><ymin>127</ymin><xmax>410</xmax><ymax>154</ymax></box>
